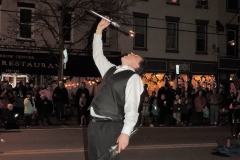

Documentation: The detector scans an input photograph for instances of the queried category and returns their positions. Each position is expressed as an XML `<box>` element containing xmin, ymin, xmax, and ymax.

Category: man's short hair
<box><xmin>135</xmin><ymin>57</ymin><xmax>146</xmax><ymax>76</ymax></box>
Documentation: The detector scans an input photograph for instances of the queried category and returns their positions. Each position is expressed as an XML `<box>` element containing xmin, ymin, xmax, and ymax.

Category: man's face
<box><xmin>121</xmin><ymin>53</ymin><xmax>142</xmax><ymax>69</ymax></box>
<box><xmin>81</xmin><ymin>83</ymin><xmax>86</xmax><ymax>88</ymax></box>
<box><xmin>59</xmin><ymin>81</ymin><xmax>63</xmax><ymax>86</ymax></box>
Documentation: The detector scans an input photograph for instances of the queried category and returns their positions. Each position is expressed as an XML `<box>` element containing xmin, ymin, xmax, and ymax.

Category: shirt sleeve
<box><xmin>93</xmin><ymin>34</ymin><xmax>115</xmax><ymax>77</ymax></box>
<box><xmin>121</xmin><ymin>74</ymin><xmax>143</xmax><ymax>136</ymax></box>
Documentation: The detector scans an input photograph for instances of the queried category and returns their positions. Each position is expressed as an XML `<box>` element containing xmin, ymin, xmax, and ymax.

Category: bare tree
<box><xmin>3</xmin><ymin>0</ymin><xmax>140</xmax><ymax>80</ymax></box>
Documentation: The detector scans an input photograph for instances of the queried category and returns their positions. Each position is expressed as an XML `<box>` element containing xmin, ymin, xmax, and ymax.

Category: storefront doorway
<box><xmin>1</xmin><ymin>74</ymin><xmax>29</xmax><ymax>88</ymax></box>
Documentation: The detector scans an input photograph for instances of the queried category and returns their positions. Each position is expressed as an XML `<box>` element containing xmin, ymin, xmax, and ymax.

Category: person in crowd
<box><xmin>19</xmin><ymin>81</ymin><xmax>27</xmax><ymax>98</ymax></box>
<box><xmin>14</xmin><ymin>83</ymin><xmax>21</xmax><ymax>94</ymax></box>
<box><xmin>227</xmin><ymin>92</ymin><xmax>236</xmax><ymax>128</ymax></box>
<box><xmin>158</xmin><ymin>85</ymin><xmax>170</xmax><ymax>100</ymax></box>
<box><xmin>181</xmin><ymin>91</ymin><xmax>192</xmax><ymax>126</ymax></box>
<box><xmin>79</xmin><ymin>92</ymin><xmax>88</xmax><ymax>126</ymax></box>
<box><xmin>158</xmin><ymin>94</ymin><xmax>167</xmax><ymax>126</ymax></box>
<box><xmin>24</xmin><ymin>91</ymin><xmax>36</xmax><ymax>128</ymax></box>
<box><xmin>39</xmin><ymin>94</ymin><xmax>53</xmax><ymax>126</ymax></box>
<box><xmin>2</xmin><ymin>104</ymin><xmax>19</xmax><ymax>130</ymax></box>
<box><xmin>138</xmin><ymin>84</ymin><xmax>149</xmax><ymax>125</ymax></box>
<box><xmin>41</xmin><ymin>83</ymin><xmax>47</xmax><ymax>90</ymax></box>
<box><xmin>30</xmin><ymin>83</ymin><xmax>34</xmax><ymax>89</ymax></box>
<box><xmin>69</xmin><ymin>92</ymin><xmax>75</xmax><ymax>109</ymax></box>
<box><xmin>194</xmin><ymin>90</ymin><xmax>206</xmax><ymax>124</ymax></box>
<box><xmin>173</xmin><ymin>94</ymin><xmax>182</xmax><ymax>126</ymax></box>
<box><xmin>208</xmin><ymin>88</ymin><xmax>223</xmax><ymax>126</ymax></box>
<box><xmin>88</xmin><ymin>18</ymin><xmax>145</xmax><ymax>160</ymax></box>
<box><xmin>202</xmin><ymin>106</ymin><xmax>210</xmax><ymax>124</ymax></box>
<box><xmin>25</xmin><ymin>82</ymin><xmax>33</xmax><ymax>93</ymax></box>
<box><xmin>53</xmin><ymin>81</ymin><xmax>69</xmax><ymax>121</ymax></box>
<box><xmin>150</xmin><ymin>98</ymin><xmax>159</xmax><ymax>127</ymax></box>
<box><xmin>149</xmin><ymin>91</ymin><xmax>157</xmax><ymax>117</ymax></box>
<box><xmin>16</xmin><ymin>90</ymin><xmax>24</xmax><ymax>121</ymax></box>
<box><xmin>218</xmin><ymin>87</ymin><xmax>226</xmax><ymax>107</ymax></box>
<box><xmin>75</xmin><ymin>82</ymin><xmax>90</xmax><ymax>125</ymax></box>
<box><xmin>39</xmin><ymin>84</ymin><xmax>53</xmax><ymax>104</ymax></box>
<box><xmin>0</xmin><ymin>81</ymin><xmax>13</xmax><ymax>117</ymax></box>
<box><xmin>139</xmin><ymin>96</ymin><xmax>150</xmax><ymax>127</ymax></box>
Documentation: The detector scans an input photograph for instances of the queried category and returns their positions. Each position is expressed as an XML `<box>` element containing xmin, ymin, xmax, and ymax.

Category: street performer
<box><xmin>88</xmin><ymin>18</ymin><xmax>146</xmax><ymax>160</ymax></box>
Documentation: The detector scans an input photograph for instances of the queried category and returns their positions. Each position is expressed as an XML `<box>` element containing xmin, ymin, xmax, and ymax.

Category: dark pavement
<box><xmin>0</xmin><ymin>125</ymin><xmax>239</xmax><ymax>160</ymax></box>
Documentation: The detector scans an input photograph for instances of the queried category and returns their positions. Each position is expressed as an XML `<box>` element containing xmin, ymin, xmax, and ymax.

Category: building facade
<box><xmin>118</xmin><ymin>0</ymin><xmax>240</xmax><ymax>94</ymax></box>
<box><xmin>0</xmin><ymin>0</ymin><xmax>239</xmax><ymax>95</ymax></box>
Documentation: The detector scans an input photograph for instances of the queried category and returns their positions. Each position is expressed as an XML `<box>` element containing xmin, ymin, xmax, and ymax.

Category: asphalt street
<box><xmin>0</xmin><ymin>125</ymin><xmax>239</xmax><ymax>160</ymax></box>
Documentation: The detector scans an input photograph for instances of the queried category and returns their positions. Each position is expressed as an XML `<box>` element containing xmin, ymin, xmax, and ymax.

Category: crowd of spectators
<box><xmin>0</xmin><ymin>80</ymin><xmax>91</xmax><ymax>129</ymax></box>
<box><xmin>138</xmin><ymin>83</ymin><xmax>240</xmax><ymax>137</ymax></box>
<box><xmin>0</xmin><ymin>80</ymin><xmax>239</xmax><ymax>137</ymax></box>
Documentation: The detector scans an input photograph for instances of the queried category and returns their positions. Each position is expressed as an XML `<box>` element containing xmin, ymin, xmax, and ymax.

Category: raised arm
<box><xmin>93</xmin><ymin>18</ymin><xmax>115</xmax><ymax>77</ymax></box>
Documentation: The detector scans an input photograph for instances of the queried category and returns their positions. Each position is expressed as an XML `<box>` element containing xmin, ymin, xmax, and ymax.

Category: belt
<box><xmin>90</xmin><ymin>117</ymin><xmax>112</xmax><ymax>122</ymax></box>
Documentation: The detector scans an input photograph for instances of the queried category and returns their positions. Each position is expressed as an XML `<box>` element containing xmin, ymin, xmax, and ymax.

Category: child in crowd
<box><xmin>173</xmin><ymin>94</ymin><xmax>182</xmax><ymax>126</ymax></box>
<box><xmin>24</xmin><ymin>92</ymin><xmax>36</xmax><ymax>128</ymax></box>
<box><xmin>202</xmin><ymin>106</ymin><xmax>209</xmax><ymax>124</ymax></box>
<box><xmin>139</xmin><ymin>96</ymin><xmax>150</xmax><ymax>127</ymax></box>
<box><xmin>150</xmin><ymin>98</ymin><xmax>159</xmax><ymax>127</ymax></box>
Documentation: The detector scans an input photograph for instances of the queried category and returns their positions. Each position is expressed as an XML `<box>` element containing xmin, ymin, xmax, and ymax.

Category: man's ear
<box><xmin>133</xmin><ymin>63</ymin><xmax>140</xmax><ymax>69</ymax></box>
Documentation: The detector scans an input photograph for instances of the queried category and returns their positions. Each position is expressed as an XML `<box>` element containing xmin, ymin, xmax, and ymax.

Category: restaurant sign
<box><xmin>0</xmin><ymin>51</ymin><xmax>58</xmax><ymax>75</ymax></box>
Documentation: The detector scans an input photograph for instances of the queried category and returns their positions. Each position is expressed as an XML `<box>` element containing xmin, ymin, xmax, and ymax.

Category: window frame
<box><xmin>133</xmin><ymin>12</ymin><xmax>148</xmax><ymax>51</ymax></box>
<box><xmin>166</xmin><ymin>0</ymin><xmax>180</xmax><ymax>5</ymax></box>
<box><xmin>17</xmin><ymin>6</ymin><xmax>34</xmax><ymax>40</ymax></box>
<box><xmin>226</xmin><ymin>0</ymin><xmax>239</xmax><ymax>13</ymax></box>
<box><xmin>165</xmin><ymin>16</ymin><xmax>180</xmax><ymax>53</ymax></box>
<box><xmin>196</xmin><ymin>0</ymin><xmax>209</xmax><ymax>9</ymax></box>
<box><xmin>63</xmin><ymin>12</ymin><xmax>74</xmax><ymax>43</ymax></box>
<box><xmin>195</xmin><ymin>19</ymin><xmax>208</xmax><ymax>54</ymax></box>
<box><xmin>58</xmin><ymin>6</ymin><xmax>75</xmax><ymax>43</ymax></box>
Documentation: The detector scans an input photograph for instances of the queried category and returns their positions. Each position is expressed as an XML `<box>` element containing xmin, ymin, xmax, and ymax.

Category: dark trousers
<box><xmin>16</xmin><ymin>107</ymin><xmax>24</xmax><ymax>120</ymax></box>
<box><xmin>159</xmin><ymin>112</ymin><xmax>166</xmax><ymax>124</ymax></box>
<box><xmin>77</xmin><ymin>107</ymin><xmax>82</xmax><ymax>124</ymax></box>
<box><xmin>55</xmin><ymin>103</ymin><xmax>65</xmax><ymax>119</ymax></box>
<box><xmin>88</xmin><ymin>121</ymin><xmax>123</xmax><ymax>160</ymax></box>
<box><xmin>196</xmin><ymin>112</ymin><xmax>203</xmax><ymax>123</ymax></box>
<box><xmin>181</xmin><ymin>113</ymin><xmax>188</xmax><ymax>123</ymax></box>
<box><xmin>151</xmin><ymin>115</ymin><xmax>159</xmax><ymax>125</ymax></box>
<box><xmin>5</xmin><ymin>122</ymin><xmax>19</xmax><ymax>130</ymax></box>
<box><xmin>25</xmin><ymin>114</ymin><xmax>32</xmax><ymax>126</ymax></box>
<box><xmin>40</xmin><ymin>113</ymin><xmax>51</xmax><ymax>124</ymax></box>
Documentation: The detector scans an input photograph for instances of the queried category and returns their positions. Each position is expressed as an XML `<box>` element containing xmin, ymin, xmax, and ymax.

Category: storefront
<box><xmin>143</xmin><ymin>58</ymin><xmax>217</xmax><ymax>96</ymax></box>
<box><xmin>218</xmin><ymin>57</ymin><xmax>240</xmax><ymax>95</ymax></box>
<box><xmin>0</xmin><ymin>50</ymin><xmax>120</xmax><ymax>88</ymax></box>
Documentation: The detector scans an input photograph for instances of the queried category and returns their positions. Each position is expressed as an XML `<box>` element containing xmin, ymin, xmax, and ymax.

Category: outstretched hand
<box><xmin>96</xmin><ymin>18</ymin><xmax>110</xmax><ymax>34</ymax></box>
<box><xmin>116</xmin><ymin>133</ymin><xmax>129</xmax><ymax>153</ymax></box>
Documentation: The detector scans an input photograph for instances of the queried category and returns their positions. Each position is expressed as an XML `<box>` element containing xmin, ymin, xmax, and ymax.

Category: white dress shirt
<box><xmin>91</xmin><ymin>33</ymin><xmax>143</xmax><ymax>136</ymax></box>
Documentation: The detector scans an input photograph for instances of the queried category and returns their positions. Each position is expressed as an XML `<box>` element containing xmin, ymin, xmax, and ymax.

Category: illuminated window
<box><xmin>166</xmin><ymin>0</ymin><xmax>179</xmax><ymax>5</ymax></box>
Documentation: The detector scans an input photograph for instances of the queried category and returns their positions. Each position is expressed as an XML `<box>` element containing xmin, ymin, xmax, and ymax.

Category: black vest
<box><xmin>91</xmin><ymin>66</ymin><xmax>135</xmax><ymax>120</ymax></box>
